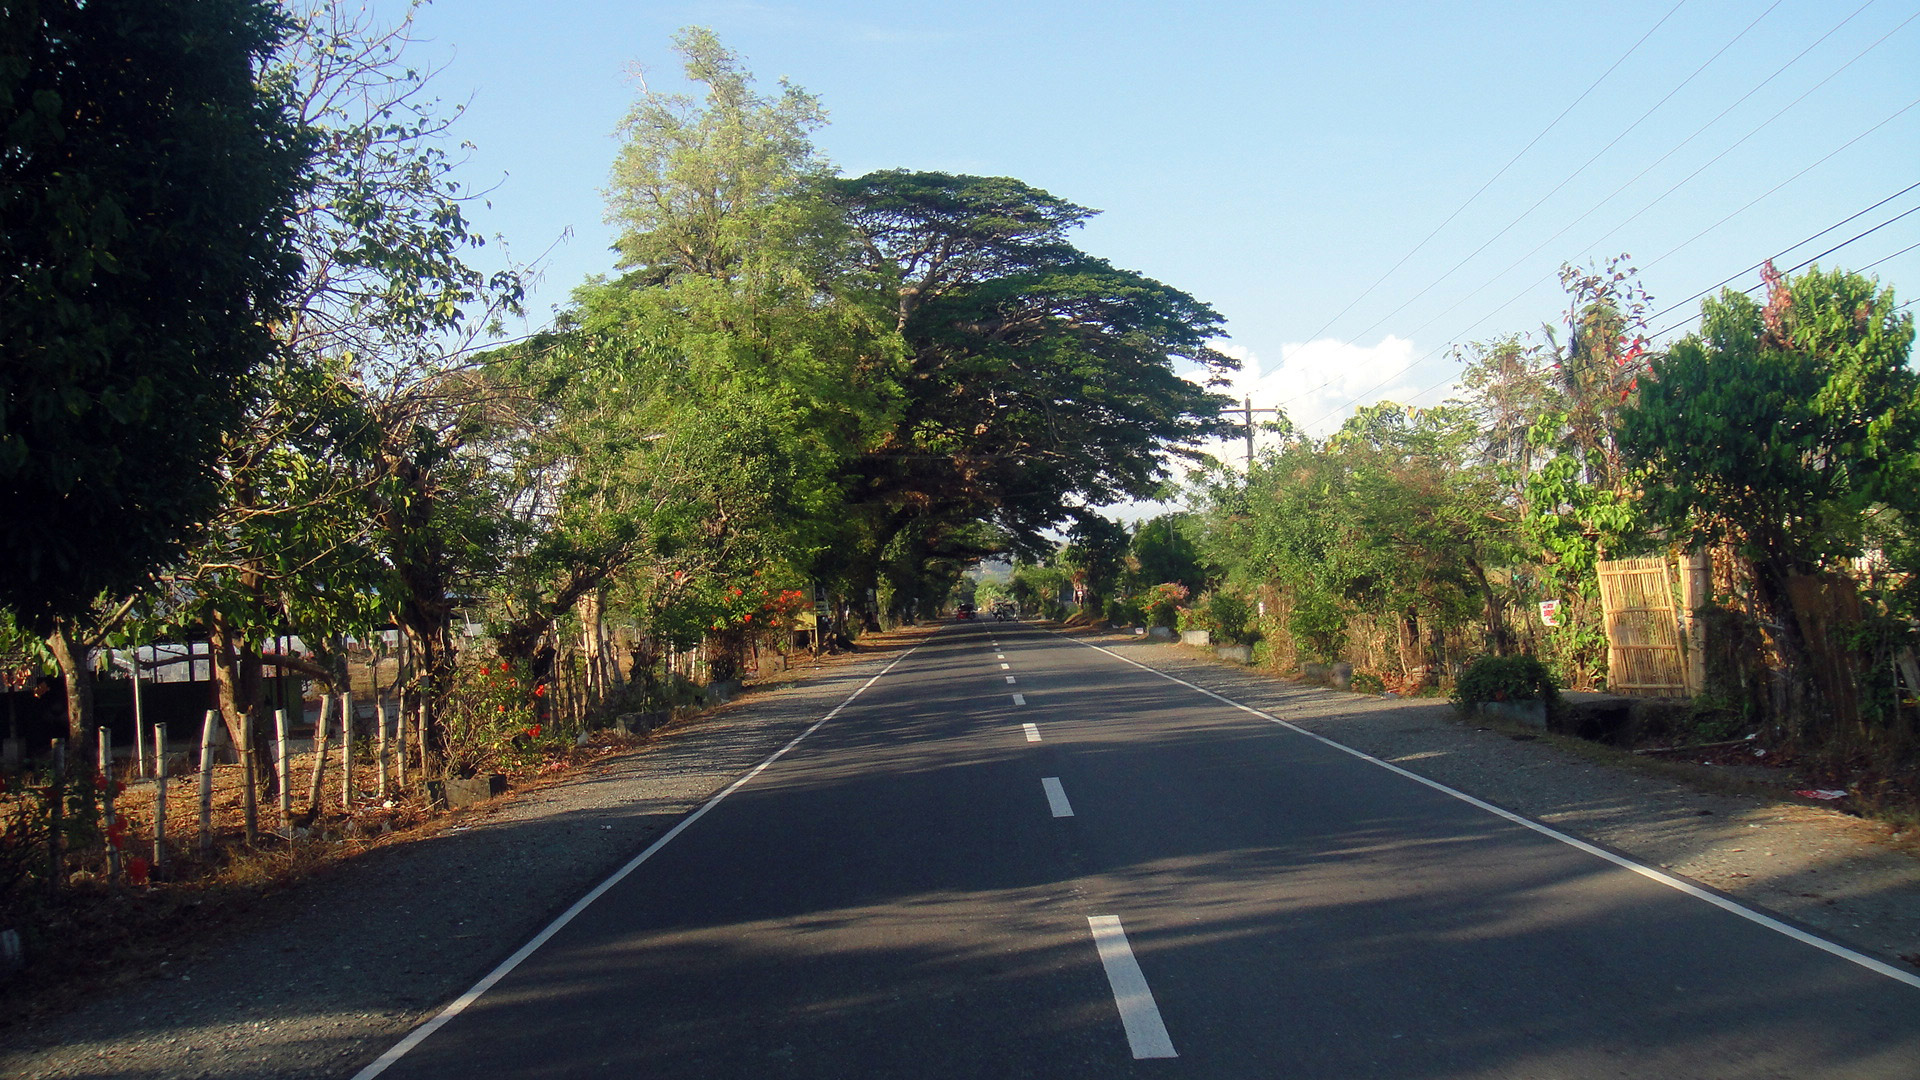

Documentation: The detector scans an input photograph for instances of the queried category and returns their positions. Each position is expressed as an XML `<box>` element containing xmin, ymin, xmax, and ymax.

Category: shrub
<box><xmin>1452</xmin><ymin>654</ymin><xmax>1560</xmax><ymax>712</ymax></box>
<box><xmin>1287</xmin><ymin>588</ymin><xmax>1347</xmax><ymax>663</ymax></box>
<box><xmin>1142</xmin><ymin>582</ymin><xmax>1189</xmax><ymax>627</ymax></box>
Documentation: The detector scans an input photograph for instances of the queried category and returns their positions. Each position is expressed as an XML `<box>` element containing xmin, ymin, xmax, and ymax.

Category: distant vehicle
<box><xmin>955</xmin><ymin>603</ymin><xmax>976</xmax><ymax>619</ymax></box>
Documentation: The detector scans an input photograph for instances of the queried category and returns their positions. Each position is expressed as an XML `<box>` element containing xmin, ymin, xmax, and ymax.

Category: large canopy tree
<box><xmin>827</xmin><ymin>170</ymin><xmax>1239</xmax><ymax>615</ymax></box>
<box><xmin>0</xmin><ymin>0</ymin><xmax>306</xmax><ymax>627</ymax></box>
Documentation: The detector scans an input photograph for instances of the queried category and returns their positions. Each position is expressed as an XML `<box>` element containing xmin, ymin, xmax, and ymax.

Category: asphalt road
<box><xmin>354</xmin><ymin>620</ymin><xmax>1920</xmax><ymax>1079</ymax></box>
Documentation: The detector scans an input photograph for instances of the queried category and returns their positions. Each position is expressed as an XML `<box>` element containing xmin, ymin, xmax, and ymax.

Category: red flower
<box><xmin>529</xmin><ymin>724</ymin><xmax>542</xmax><ymax>739</ymax></box>
<box><xmin>498</xmin><ymin>705</ymin><xmax>507</xmax><ymax>713</ymax></box>
<box><xmin>533</xmin><ymin>684</ymin><xmax>547</xmax><ymax>698</ymax></box>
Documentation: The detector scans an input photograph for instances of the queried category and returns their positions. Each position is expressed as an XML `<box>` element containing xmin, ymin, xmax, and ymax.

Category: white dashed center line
<box><xmin>1087</xmin><ymin>916</ymin><xmax>1177</xmax><ymax>1059</ymax></box>
<box><xmin>1000</xmin><ymin>662</ymin><xmax>1010</xmax><ymax>669</ymax></box>
<box><xmin>1005</xmin><ymin>675</ymin><xmax>1017</xmax><ymax>684</ymax></box>
<box><xmin>1012</xmin><ymin>693</ymin><xmax>1026</xmax><ymax>706</ymax></box>
<box><xmin>1023</xmin><ymin>723</ymin><xmax>1041</xmax><ymax>742</ymax></box>
<box><xmin>1041</xmin><ymin>776</ymin><xmax>1073</xmax><ymax>817</ymax></box>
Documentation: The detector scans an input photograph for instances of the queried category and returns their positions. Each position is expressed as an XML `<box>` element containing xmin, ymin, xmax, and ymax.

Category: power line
<box><xmin>1377</xmin><ymin>1</ymin><xmax>1900</xmax><ymax>352</ymax></box>
<box><xmin>1279</xmin><ymin>5</ymin><xmax>1919</xmax><ymax>435</ymax></box>
<box><xmin>1644</xmin><ymin>201</ymin><xmax>1920</xmax><ymax>338</ymax></box>
<box><xmin>1276</xmin><ymin>0</ymin><xmax>1691</xmax><ymax>407</ymax></box>
<box><xmin>1291</xmin><ymin>185</ymin><xmax>1920</xmax><ymax>435</ymax></box>
<box><xmin>1640</xmin><ymin>178</ymin><xmax>1920</xmax><ymax>328</ymax></box>
<box><xmin>1331</xmin><ymin>0</ymin><xmax>1788</xmax><ymax>350</ymax></box>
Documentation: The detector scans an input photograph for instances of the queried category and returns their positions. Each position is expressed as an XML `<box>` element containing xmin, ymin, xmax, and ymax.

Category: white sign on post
<box><xmin>1538</xmin><ymin>599</ymin><xmax>1561</xmax><ymax>627</ymax></box>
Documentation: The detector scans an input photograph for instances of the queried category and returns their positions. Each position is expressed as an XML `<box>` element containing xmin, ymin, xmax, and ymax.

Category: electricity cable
<box><xmin>1276</xmin><ymin>0</ymin><xmax>1691</xmax><ymax>404</ymax></box>
<box><xmin>1290</xmin><ymin>191</ymin><xmax>1920</xmax><ymax>436</ymax></box>
<box><xmin>1380</xmin><ymin>4</ymin><xmax>1904</xmax><ymax>354</ymax></box>
<box><xmin>1644</xmin><ymin>202</ymin><xmax>1920</xmax><ymax>338</ymax></box>
<box><xmin>1640</xmin><ymin>178</ymin><xmax>1920</xmax><ymax>328</ymax></box>
<box><xmin>1331</xmin><ymin>0</ymin><xmax>1788</xmax><ymax>351</ymax></box>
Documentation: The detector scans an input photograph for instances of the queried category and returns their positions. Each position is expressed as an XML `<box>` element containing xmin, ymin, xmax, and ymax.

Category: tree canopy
<box><xmin>0</xmin><ymin>0</ymin><xmax>306</xmax><ymax>626</ymax></box>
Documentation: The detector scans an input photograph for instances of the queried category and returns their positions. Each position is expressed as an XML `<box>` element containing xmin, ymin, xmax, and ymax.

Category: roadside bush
<box><xmin>1104</xmin><ymin>595</ymin><xmax>1144</xmax><ymax>626</ymax></box>
<box><xmin>441</xmin><ymin>656</ymin><xmax>561</xmax><ymax>778</ymax></box>
<box><xmin>1204</xmin><ymin>591</ymin><xmax>1255</xmax><ymax>645</ymax></box>
<box><xmin>1142</xmin><ymin>582</ymin><xmax>1189</xmax><ymax>627</ymax></box>
<box><xmin>1452</xmin><ymin>654</ymin><xmax>1560</xmax><ymax>712</ymax></box>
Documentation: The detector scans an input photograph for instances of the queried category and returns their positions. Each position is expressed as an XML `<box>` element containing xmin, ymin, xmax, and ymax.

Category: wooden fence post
<box><xmin>197</xmin><ymin>709</ymin><xmax>217</xmax><ymax>855</ymax></box>
<box><xmin>152</xmin><ymin>723</ymin><xmax>168</xmax><ymax>874</ymax></box>
<box><xmin>130</xmin><ymin>651</ymin><xmax>147</xmax><ymax>779</ymax></box>
<box><xmin>98</xmin><ymin>727</ymin><xmax>119</xmax><ymax>884</ymax></box>
<box><xmin>375</xmin><ymin>696</ymin><xmax>389</xmax><ymax>801</ymax></box>
<box><xmin>275</xmin><ymin>707</ymin><xmax>291</xmax><ymax>837</ymax></box>
<box><xmin>1679</xmin><ymin>547</ymin><xmax>1712</xmax><ymax>697</ymax></box>
<box><xmin>339</xmin><ymin>691</ymin><xmax>354</xmax><ymax>810</ymax></box>
<box><xmin>306</xmin><ymin>692</ymin><xmax>330</xmax><ymax>817</ymax></box>
<box><xmin>240</xmin><ymin>708</ymin><xmax>258</xmax><ymax>846</ymax></box>
<box><xmin>47</xmin><ymin>738</ymin><xmax>64</xmax><ymax>891</ymax></box>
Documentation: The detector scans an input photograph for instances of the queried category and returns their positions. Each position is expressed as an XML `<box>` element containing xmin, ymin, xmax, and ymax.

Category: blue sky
<box><xmin>395</xmin><ymin>0</ymin><xmax>1918</xmax><ymax>450</ymax></box>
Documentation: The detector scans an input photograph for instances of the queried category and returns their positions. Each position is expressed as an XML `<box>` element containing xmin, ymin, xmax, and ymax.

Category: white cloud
<box><xmin>1195</xmin><ymin>335</ymin><xmax>1459</xmax><ymax>455</ymax></box>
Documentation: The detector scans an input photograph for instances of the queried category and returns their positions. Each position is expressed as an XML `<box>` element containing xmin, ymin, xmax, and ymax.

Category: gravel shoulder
<box><xmin>1075</xmin><ymin>627</ymin><xmax>1920</xmax><ymax>975</ymax></box>
<box><xmin>2</xmin><ymin>638</ymin><xmax>921</xmax><ymax>1080</ymax></box>
<box><xmin>10</xmin><ymin>620</ymin><xmax>1920</xmax><ymax>1079</ymax></box>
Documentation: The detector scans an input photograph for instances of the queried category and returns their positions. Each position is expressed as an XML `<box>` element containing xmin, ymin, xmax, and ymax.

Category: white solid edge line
<box><xmin>1012</xmin><ymin>692</ymin><xmax>1026</xmax><ymax>706</ymax></box>
<box><xmin>1063</xmin><ymin>632</ymin><xmax>1920</xmax><ymax>993</ymax></box>
<box><xmin>348</xmin><ymin>642</ymin><xmax>928</xmax><ymax>1079</ymax></box>
<box><xmin>1042</xmin><ymin>776</ymin><xmax>1074</xmax><ymax>817</ymax></box>
<box><xmin>1023</xmin><ymin>722</ymin><xmax>1042</xmax><ymax>743</ymax></box>
<box><xmin>1087</xmin><ymin>915</ymin><xmax>1177</xmax><ymax>1059</ymax></box>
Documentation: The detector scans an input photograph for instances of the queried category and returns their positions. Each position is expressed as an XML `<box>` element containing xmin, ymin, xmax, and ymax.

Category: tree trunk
<box><xmin>209</xmin><ymin>609</ymin><xmax>278</xmax><ymax>802</ymax></box>
<box><xmin>304</xmin><ymin>692</ymin><xmax>331</xmax><ymax>821</ymax></box>
<box><xmin>46</xmin><ymin>622</ymin><xmax>95</xmax><ymax>759</ymax></box>
<box><xmin>1461</xmin><ymin>554</ymin><xmax>1511</xmax><ymax>657</ymax></box>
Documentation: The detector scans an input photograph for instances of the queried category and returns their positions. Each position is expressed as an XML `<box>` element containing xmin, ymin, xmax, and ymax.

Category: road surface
<box><xmin>354</xmin><ymin>620</ymin><xmax>1920</xmax><ymax>1079</ymax></box>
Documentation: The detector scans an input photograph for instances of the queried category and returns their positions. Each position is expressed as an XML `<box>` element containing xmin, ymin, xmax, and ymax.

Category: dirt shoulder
<box><xmin>1</xmin><ymin>629</ymin><xmax>933</xmax><ymax>1080</ymax></box>
<box><xmin>1068</xmin><ymin>624</ymin><xmax>1920</xmax><ymax>973</ymax></box>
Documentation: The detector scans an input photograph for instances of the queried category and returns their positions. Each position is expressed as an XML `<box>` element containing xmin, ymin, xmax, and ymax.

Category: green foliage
<box><xmin>0</xmin><ymin>758</ymin><xmax>106</xmax><ymax>902</ymax></box>
<box><xmin>1452</xmin><ymin>654</ymin><xmax>1560</xmax><ymax>709</ymax></box>
<box><xmin>1286</xmin><ymin>587</ymin><xmax>1347</xmax><ymax>664</ymax></box>
<box><xmin>439</xmin><ymin>656</ymin><xmax>555</xmax><ymax>777</ymax></box>
<box><xmin>0</xmin><ymin>0</ymin><xmax>305</xmax><ymax>625</ymax></box>
<box><xmin>1128</xmin><ymin>514</ymin><xmax>1208</xmax><ymax>594</ymax></box>
<box><xmin>1621</xmin><ymin>265</ymin><xmax>1918</xmax><ymax>577</ymax></box>
<box><xmin>1140</xmin><ymin>582</ymin><xmax>1189</xmax><ymax>628</ymax></box>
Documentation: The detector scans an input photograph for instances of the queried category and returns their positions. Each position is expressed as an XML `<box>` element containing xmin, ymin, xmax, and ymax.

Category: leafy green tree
<box><xmin>0</xmin><ymin>0</ymin><xmax>305</xmax><ymax>626</ymax></box>
<box><xmin>1128</xmin><ymin>514</ymin><xmax>1208</xmax><ymax>595</ymax></box>
<box><xmin>830</xmin><ymin>169</ymin><xmax>1238</xmax><ymax>606</ymax></box>
<box><xmin>1620</xmin><ymin>263</ymin><xmax>1918</xmax><ymax>731</ymax></box>
<box><xmin>1062</xmin><ymin>515</ymin><xmax>1129</xmax><ymax>610</ymax></box>
<box><xmin>512</xmin><ymin>28</ymin><xmax>891</xmax><ymax>656</ymax></box>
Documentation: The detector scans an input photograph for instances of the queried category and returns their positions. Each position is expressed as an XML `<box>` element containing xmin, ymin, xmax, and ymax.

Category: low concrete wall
<box><xmin>1180</xmin><ymin>629</ymin><xmax>1211</xmax><ymax>647</ymax></box>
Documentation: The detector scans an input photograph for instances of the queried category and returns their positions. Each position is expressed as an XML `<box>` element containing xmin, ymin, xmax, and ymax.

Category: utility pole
<box><xmin>1241</xmin><ymin>396</ymin><xmax>1281</xmax><ymax>469</ymax></box>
